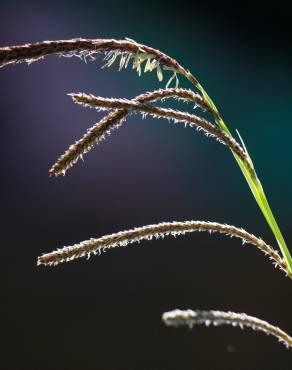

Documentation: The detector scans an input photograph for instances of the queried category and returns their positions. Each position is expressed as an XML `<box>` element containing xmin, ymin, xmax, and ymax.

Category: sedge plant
<box><xmin>1</xmin><ymin>38</ymin><xmax>291</xmax><ymax>351</ymax></box>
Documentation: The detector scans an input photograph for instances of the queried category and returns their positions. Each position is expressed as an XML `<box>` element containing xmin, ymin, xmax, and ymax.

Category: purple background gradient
<box><xmin>1</xmin><ymin>1</ymin><xmax>292</xmax><ymax>369</ymax></box>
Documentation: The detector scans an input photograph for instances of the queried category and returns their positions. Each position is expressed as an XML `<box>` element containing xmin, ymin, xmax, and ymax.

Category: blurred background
<box><xmin>0</xmin><ymin>1</ymin><xmax>291</xmax><ymax>369</ymax></box>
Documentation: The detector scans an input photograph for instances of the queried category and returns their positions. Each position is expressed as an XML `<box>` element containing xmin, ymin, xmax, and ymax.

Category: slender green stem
<box><xmin>186</xmin><ymin>72</ymin><xmax>292</xmax><ymax>275</ymax></box>
<box><xmin>234</xmin><ymin>151</ymin><xmax>292</xmax><ymax>273</ymax></box>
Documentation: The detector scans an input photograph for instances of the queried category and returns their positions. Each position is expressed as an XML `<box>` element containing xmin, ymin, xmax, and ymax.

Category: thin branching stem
<box><xmin>187</xmin><ymin>76</ymin><xmax>292</xmax><ymax>275</ymax></box>
<box><xmin>162</xmin><ymin>309</ymin><xmax>292</xmax><ymax>349</ymax></box>
<box><xmin>37</xmin><ymin>220</ymin><xmax>290</xmax><ymax>279</ymax></box>
<box><xmin>49</xmin><ymin>88</ymin><xmax>209</xmax><ymax>176</ymax></box>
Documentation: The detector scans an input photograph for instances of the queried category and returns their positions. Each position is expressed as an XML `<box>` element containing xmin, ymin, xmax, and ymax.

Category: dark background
<box><xmin>0</xmin><ymin>1</ymin><xmax>291</xmax><ymax>369</ymax></box>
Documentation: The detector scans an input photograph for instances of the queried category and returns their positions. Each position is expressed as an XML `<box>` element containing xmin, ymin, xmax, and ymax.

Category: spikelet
<box><xmin>162</xmin><ymin>309</ymin><xmax>292</xmax><ymax>349</ymax></box>
<box><xmin>0</xmin><ymin>38</ymin><xmax>192</xmax><ymax>87</ymax></box>
<box><xmin>69</xmin><ymin>93</ymin><xmax>252</xmax><ymax>174</ymax></box>
<box><xmin>37</xmin><ymin>220</ymin><xmax>290</xmax><ymax>279</ymax></box>
<box><xmin>49</xmin><ymin>88</ymin><xmax>209</xmax><ymax>176</ymax></box>
<box><xmin>49</xmin><ymin>109</ymin><xmax>128</xmax><ymax>176</ymax></box>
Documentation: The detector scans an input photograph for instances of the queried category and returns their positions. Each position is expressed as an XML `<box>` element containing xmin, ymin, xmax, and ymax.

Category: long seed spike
<box><xmin>162</xmin><ymin>309</ymin><xmax>292</xmax><ymax>349</ymax></box>
<box><xmin>37</xmin><ymin>220</ymin><xmax>290</xmax><ymax>279</ymax></box>
<box><xmin>50</xmin><ymin>88</ymin><xmax>209</xmax><ymax>176</ymax></box>
<box><xmin>69</xmin><ymin>93</ymin><xmax>252</xmax><ymax>174</ymax></box>
<box><xmin>0</xmin><ymin>38</ymin><xmax>190</xmax><ymax>78</ymax></box>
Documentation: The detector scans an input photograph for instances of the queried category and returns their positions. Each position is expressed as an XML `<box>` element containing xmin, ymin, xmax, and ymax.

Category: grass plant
<box><xmin>1</xmin><ymin>37</ymin><xmax>291</xmax><ymax>352</ymax></box>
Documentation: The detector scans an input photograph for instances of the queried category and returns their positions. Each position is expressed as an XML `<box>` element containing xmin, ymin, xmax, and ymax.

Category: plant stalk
<box><xmin>186</xmin><ymin>72</ymin><xmax>292</xmax><ymax>275</ymax></box>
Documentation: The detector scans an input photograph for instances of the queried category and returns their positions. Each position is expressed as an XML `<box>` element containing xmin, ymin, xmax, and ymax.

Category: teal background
<box><xmin>0</xmin><ymin>1</ymin><xmax>291</xmax><ymax>369</ymax></box>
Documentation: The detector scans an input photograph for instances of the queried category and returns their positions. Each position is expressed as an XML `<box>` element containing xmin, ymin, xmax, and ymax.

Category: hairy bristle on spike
<box><xmin>0</xmin><ymin>38</ymin><xmax>191</xmax><ymax>79</ymax></box>
<box><xmin>162</xmin><ymin>309</ymin><xmax>292</xmax><ymax>349</ymax></box>
<box><xmin>37</xmin><ymin>220</ymin><xmax>289</xmax><ymax>278</ymax></box>
<box><xmin>49</xmin><ymin>88</ymin><xmax>209</xmax><ymax>176</ymax></box>
<box><xmin>68</xmin><ymin>93</ymin><xmax>252</xmax><ymax>174</ymax></box>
